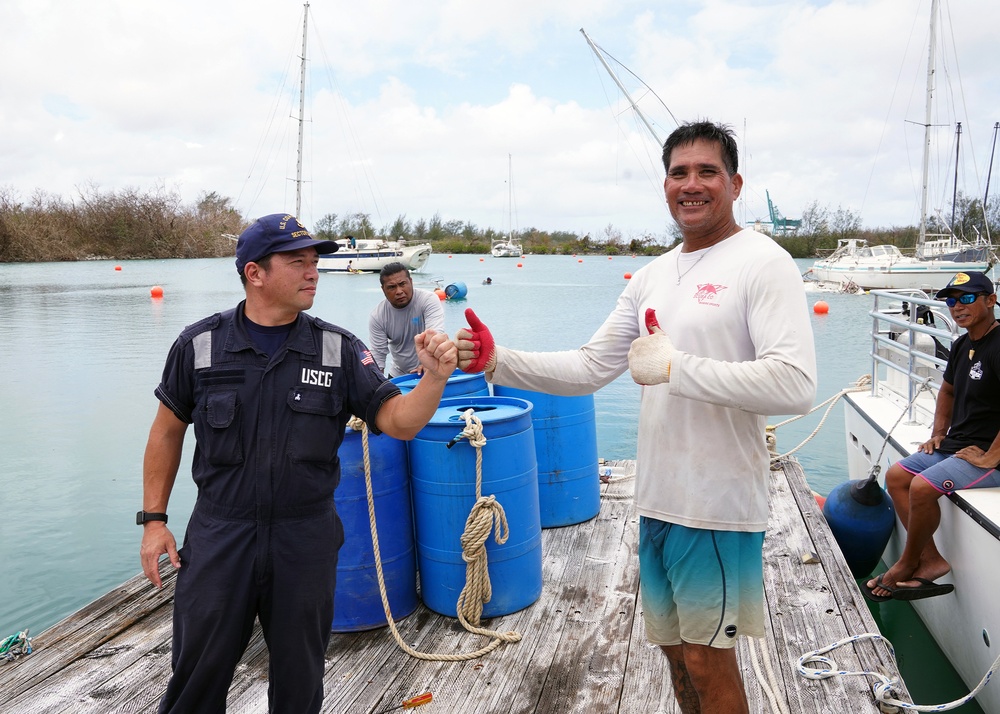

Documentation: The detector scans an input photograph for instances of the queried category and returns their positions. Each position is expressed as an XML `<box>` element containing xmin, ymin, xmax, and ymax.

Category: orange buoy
<box><xmin>150</xmin><ymin>286</ymin><xmax>164</xmax><ymax>298</ymax></box>
<box><xmin>434</xmin><ymin>288</ymin><xmax>446</xmax><ymax>300</ymax></box>
<box><xmin>608</xmin><ymin>256</ymin><xmax>613</xmax><ymax>260</ymax></box>
<box><xmin>813</xmin><ymin>491</ymin><xmax>827</xmax><ymax>510</ymax></box>
<box><xmin>114</xmin><ymin>265</ymin><xmax>122</xmax><ymax>271</ymax></box>
<box><xmin>624</xmin><ymin>273</ymin><xmax>632</xmax><ymax>280</ymax></box>
<box><xmin>516</xmin><ymin>263</ymin><xmax>523</xmax><ymax>268</ymax></box>
<box><xmin>577</xmin><ymin>259</ymin><xmax>583</xmax><ymax>263</ymax></box>
<box><xmin>479</xmin><ymin>258</ymin><xmax>484</xmax><ymax>262</ymax></box>
<box><xmin>813</xmin><ymin>300</ymin><xmax>829</xmax><ymax>314</ymax></box>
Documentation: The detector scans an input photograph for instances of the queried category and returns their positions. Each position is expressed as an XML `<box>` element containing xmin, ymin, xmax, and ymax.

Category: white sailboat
<box><xmin>280</xmin><ymin>3</ymin><xmax>431</xmax><ymax>275</ymax></box>
<box><xmin>810</xmin><ymin>1</ymin><xmax>994</xmax><ymax>290</ymax></box>
<box><xmin>491</xmin><ymin>155</ymin><xmax>523</xmax><ymax>259</ymax></box>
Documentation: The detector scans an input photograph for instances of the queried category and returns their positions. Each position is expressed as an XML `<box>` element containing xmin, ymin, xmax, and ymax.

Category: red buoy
<box><xmin>813</xmin><ymin>301</ymin><xmax>829</xmax><ymax>315</ymax></box>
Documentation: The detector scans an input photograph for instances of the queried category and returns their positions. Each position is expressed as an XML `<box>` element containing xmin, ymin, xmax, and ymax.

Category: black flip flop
<box><xmin>861</xmin><ymin>574</ymin><xmax>893</xmax><ymax>603</ymax></box>
<box><xmin>889</xmin><ymin>577</ymin><xmax>955</xmax><ymax>601</ymax></box>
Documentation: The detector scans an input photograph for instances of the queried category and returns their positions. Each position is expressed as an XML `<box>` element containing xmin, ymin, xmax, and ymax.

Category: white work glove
<box><xmin>628</xmin><ymin>308</ymin><xmax>677</xmax><ymax>385</ymax></box>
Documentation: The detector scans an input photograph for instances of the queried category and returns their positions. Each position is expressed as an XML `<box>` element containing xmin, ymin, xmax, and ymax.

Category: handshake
<box><xmin>454</xmin><ymin>307</ymin><xmax>676</xmax><ymax>385</ymax></box>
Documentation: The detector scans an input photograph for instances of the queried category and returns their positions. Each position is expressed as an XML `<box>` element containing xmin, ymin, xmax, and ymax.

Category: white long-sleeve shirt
<box><xmin>490</xmin><ymin>229</ymin><xmax>816</xmax><ymax>531</ymax></box>
<box><xmin>368</xmin><ymin>289</ymin><xmax>446</xmax><ymax>377</ymax></box>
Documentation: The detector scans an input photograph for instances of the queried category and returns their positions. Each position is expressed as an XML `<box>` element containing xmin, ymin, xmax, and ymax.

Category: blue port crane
<box><xmin>766</xmin><ymin>190</ymin><xmax>801</xmax><ymax>234</ymax></box>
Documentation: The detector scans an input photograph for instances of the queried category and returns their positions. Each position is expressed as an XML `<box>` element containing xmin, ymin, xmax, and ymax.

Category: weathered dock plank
<box><xmin>0</xmin><ymin>458</ymin><xmax>907</xmax><ymax>713</ymax></box>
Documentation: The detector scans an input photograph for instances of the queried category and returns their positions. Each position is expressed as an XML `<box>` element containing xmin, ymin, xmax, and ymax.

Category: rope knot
<box><xmin>457</xmin><ymin>409</ymin><xmax>486</xmax><ymax>448</ymax></box>
<box><xmin>347</xmin><ymin>415</ymin><xmax>365</xmax><ymax>432</ymax></box>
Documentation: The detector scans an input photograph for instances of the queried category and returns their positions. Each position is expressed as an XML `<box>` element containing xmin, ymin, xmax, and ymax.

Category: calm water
<box><xmin>0</xmin><ymin>254</ymin><xmax>979</xmax><ymax>709</ymax></box>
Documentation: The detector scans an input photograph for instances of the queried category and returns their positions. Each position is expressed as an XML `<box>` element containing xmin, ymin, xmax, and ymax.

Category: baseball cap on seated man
<box><xmin>235</xmin><ymin>213</ymin><xmax>339</xmax><ymax>274</ymax></box>
<box><xmin>935</xmin><ymin>271</ymin><xmax>996</xmax><ymax>299</ymax></box>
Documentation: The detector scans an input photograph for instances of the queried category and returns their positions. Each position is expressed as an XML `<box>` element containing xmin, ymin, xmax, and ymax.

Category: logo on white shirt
<box><xmin>694</xmin><ymin>283</ymin><xmax>727</xmax><ymax>306</ymax></box>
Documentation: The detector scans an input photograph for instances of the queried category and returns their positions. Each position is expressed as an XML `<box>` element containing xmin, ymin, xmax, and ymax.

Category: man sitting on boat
<box><xmin>369</xmin><ymin>261</ymin><xmax>446</xmax><ymax>378</ymax></box>
<box><xmin>865</xmin><ymin>271</ymin><xmax>1000</xmax><ymax>602</ymax></box>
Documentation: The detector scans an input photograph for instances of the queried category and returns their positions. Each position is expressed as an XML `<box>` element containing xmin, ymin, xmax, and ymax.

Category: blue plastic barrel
<box><xmin>444</xmin><ymin>281</ymin><xmax>468</xmax><ymax>300</ymax></box>
<box><xmin>332</xmin><ymin>428</ymin><xmax>418</xmax><ymax>631</ymax></box>
<box><xmin>391</xmin><ymin>370</ymin><xmax>489</xmax><ymax>399</ymax></box>
<box><xmin>493</xmin><ymin>386</ymin><xmax>600</xmax><ymax>527</ymax></box>
<box><xmin>408</xmin><ymin>396</ymin><xmax>542</xmax><ymax>618</ymax></box>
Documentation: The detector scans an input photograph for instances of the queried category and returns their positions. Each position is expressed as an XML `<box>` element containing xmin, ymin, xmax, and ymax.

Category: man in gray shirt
<box><xmin>369</xmin><ymin>262</ymin><xmax>446</xmax><ymax>377</ymax></box>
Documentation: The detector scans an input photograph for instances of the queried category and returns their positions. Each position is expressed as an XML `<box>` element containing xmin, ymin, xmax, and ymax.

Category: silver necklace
<box><xmin>675</xmin><ymin>244</ymin><xmax>716</xmax><ymax>285</ymax></box>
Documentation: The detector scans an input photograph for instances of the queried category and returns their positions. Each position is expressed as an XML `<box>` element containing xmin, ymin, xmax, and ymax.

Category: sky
<box><xmin>3</xmin><ymin>0</ymin><xmax>999</xmax><ymax>241</ymax></box>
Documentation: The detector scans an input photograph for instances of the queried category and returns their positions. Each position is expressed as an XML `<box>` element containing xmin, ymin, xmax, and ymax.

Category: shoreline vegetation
<box><xmin>2</xmin><ymin>185</ymin><xmax>996</xmax><ymax>263</ymax></box>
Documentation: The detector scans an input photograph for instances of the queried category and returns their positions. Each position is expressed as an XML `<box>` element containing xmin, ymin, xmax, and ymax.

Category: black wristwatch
<box><xmin>136</xmin><ymin>510</ymin><xmax>168</xmax><ymax>525</ymax></box>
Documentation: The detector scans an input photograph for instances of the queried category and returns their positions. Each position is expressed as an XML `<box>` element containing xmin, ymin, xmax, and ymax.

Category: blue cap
<box><xmin>235</xmin><ymin>213</ymin><xmax>339</xmax><ymax>274</ymax></box>
<box><xmin>935</xmin><ymin>271</ymin><xmax>995</xmax><ymax>299</ymax></box>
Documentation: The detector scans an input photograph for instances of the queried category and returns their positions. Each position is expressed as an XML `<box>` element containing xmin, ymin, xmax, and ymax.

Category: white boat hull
<box><xmin>842</xmin><ymin>291</ymin><xmax>1000</xmax><ymax>714</ymax></box>
<box><xmin>811</xmin><ymin>260</ymin><xmax>990</xmax><ymax>291</ymax></box>
<box><xmin>317</xmin><ymin>240</ymin><xmax>432</xmax><ymax>273</ymax></box>
<box><xmin>491</xmin><ymin>239</ymin><xmax>522</xmax><ymax>258</ymax></box>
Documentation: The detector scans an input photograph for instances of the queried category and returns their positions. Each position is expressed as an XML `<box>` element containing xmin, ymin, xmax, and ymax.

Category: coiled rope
<box><xmin>767</xmin><ymin>375</ymin><xmax>873</xmax><ymax>463</ymax></box>
<box><xmin>0</xmin><ymin>630</ymin><xmax>31</xmax><ymax>663</ymax></box>
<box><xmin>798</xmin><ymin>633</ymin><xmax>1000</xmax><ymax>712</ymax></box>
<box><xmin>599</xmin><ymin>464</ymin><xmax>635</xmax><ymax>501</ymax></box>
<box><xmin>347</xmin><ymin>414</ymin><xmax>520</xmax><ymax>661</ymax></box>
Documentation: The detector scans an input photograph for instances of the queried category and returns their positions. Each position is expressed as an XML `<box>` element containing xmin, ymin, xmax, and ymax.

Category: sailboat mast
<box><xmin>507</xmin><ymin>154</ymin><xmax>513</xmax><ymax>240</ymax></box>
<box><xmin>579</xmin><ymin>28</ymin><xmax>662</xmax><ymax>146</ymax></box>
<box><xmin>295</xmin><ymin>2</ymin><xmax>309</xmax><ymax>217</ymax></box>
<box><xmin>951</xmin><ymin>122</ymin><xmax>961</xmax><ymax>229</ymax></box>
<box><xmin>917</xmin><ymin>0</ymin><xmax>938</xmax><ymax>248</ymax></box>
<box><xmin>985</xmin><ymin>122</ymin><xmax>999</xmax><ymax>208</ymax></box>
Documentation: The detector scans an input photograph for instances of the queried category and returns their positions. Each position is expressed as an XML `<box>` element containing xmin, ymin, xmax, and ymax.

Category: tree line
<box><xmin>1</xmin><ymin>184</ymin><xmax>997</xmax><ymax>263</ymax></box>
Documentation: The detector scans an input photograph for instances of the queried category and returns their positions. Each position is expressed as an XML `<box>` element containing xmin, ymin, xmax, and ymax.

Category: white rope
<box><xmin>798</xmin><ymin>633</ymin><xmax>1000</xmax><ymax>712</ymax></box>
<box><xmin>746</xmin><ymin>636</ymin><xmax>791</xmax><ymax>714</ymax></box>
<box><xmin>768</xmin><ymin>376</ymin><xmax>872</xmax><ymax>462</ymax></box>
<box><xmin>599</xmin><ymin>464</ymin><xmax>635</xmax><ymax>501</ymax></box>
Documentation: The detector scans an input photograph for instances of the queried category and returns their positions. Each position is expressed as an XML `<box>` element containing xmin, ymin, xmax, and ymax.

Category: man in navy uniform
<box><xmin>138</xmin><ymin>213</ymin><xmax>457</xmax><ymax>713</ymax></box>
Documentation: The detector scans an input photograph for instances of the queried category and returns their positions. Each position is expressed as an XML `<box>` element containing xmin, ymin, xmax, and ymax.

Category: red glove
<box><xmin>645</xmin><ymin>307</ymin><xmax>661</xmax><ymax>334</ymax></box>
<box><xmin>461</xmin><ymin>308</ymin><xmax>496</xmax><ymax>373</ymax></box>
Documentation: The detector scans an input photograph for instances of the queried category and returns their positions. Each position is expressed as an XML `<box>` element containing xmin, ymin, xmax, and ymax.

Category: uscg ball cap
<box><xmin>235</xmin><ymin>213</ymin><xmax>339</xmax><ymax>274</ymax></box>
<box><xmin>935</xmin><ymin>271</ymin><xmax>995</xmax><ymax>299</ymax></box>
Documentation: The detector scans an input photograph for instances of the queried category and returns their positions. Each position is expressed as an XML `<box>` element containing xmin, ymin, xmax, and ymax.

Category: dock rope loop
<box><xmin>768</xmin><ymin>375</ymin><xmax>872</xmax><ymax>462</ymax></box>
<box><xmin>798</xmin><ymin>633</ymin><xmax>1000</xmax><ymax>712</ymax></box>
<box><xmin>347</xmin><ymin>414</ymin><xmax>520</xmax><ymax>663</ymax></box>
<box><xmin>0</xmin><ymin>630</ymin><xmax>32</xmax><ymax>663</ymax></box>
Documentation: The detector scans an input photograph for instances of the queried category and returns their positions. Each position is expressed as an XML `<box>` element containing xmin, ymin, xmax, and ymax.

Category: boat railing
<box><xmin>868</xmin><ymin>289</ymin><xmax>959</xmax><ymax>422</ymax></box>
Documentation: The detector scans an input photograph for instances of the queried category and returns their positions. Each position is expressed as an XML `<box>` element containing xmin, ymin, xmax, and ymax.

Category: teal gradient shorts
<box><xmin>638</xmin><ymin>516</ymin><xmax>765</xmax><ymax>648</ymax></box>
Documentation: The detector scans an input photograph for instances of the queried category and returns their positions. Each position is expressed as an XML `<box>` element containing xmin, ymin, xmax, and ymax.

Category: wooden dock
<box><xmin>0</xmin><ymin>459</ymin><xmax>907</xmax><ymax>713</ymax></box>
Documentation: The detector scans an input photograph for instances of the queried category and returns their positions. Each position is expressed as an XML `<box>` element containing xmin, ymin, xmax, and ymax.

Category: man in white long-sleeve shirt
<box><xmin>369</xmin><ymin>262</ymin><xmax>445</xmax><ymax>378</ymax></box>
<box><xmin>455</xmin><ymin>121</ymin><xmax>816</xmax><ymax>714</ymax></box>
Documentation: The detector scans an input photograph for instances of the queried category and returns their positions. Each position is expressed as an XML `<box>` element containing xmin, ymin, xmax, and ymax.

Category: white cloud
<box><xmin>2</xmin><ymin>0</ymin><xmax>997</xmax><ymax>236</ymax></box>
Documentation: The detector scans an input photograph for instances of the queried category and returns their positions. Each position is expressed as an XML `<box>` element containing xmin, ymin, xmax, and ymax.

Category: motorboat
<box><xmin>317</xmin><ymin>237</ymin><xmax>432</xmax><ymax>274</ymax></box>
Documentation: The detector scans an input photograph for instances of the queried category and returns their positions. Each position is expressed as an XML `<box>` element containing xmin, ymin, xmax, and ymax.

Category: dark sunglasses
<box><xmin>944</xmin><ymin>292</ymin><xmax>983</xmax><ymax>308</ymax></box>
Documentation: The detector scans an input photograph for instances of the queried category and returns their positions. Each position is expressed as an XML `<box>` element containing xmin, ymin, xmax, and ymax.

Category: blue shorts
<box><xmin>898</xmin><ymin>450</ymin><xmax>1000</xmax><ymax>494</ymax></box>
<box><xmin>638</xmin><ymin>516</ymin><xmax>765</xmax><ymax>648</ymax></box>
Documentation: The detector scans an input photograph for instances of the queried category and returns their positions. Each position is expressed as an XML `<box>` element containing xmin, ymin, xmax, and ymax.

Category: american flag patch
<box><xmin>360</xmin><ymin>350</ymin><xmax>374</xmax><ymax>366</ymax></box>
